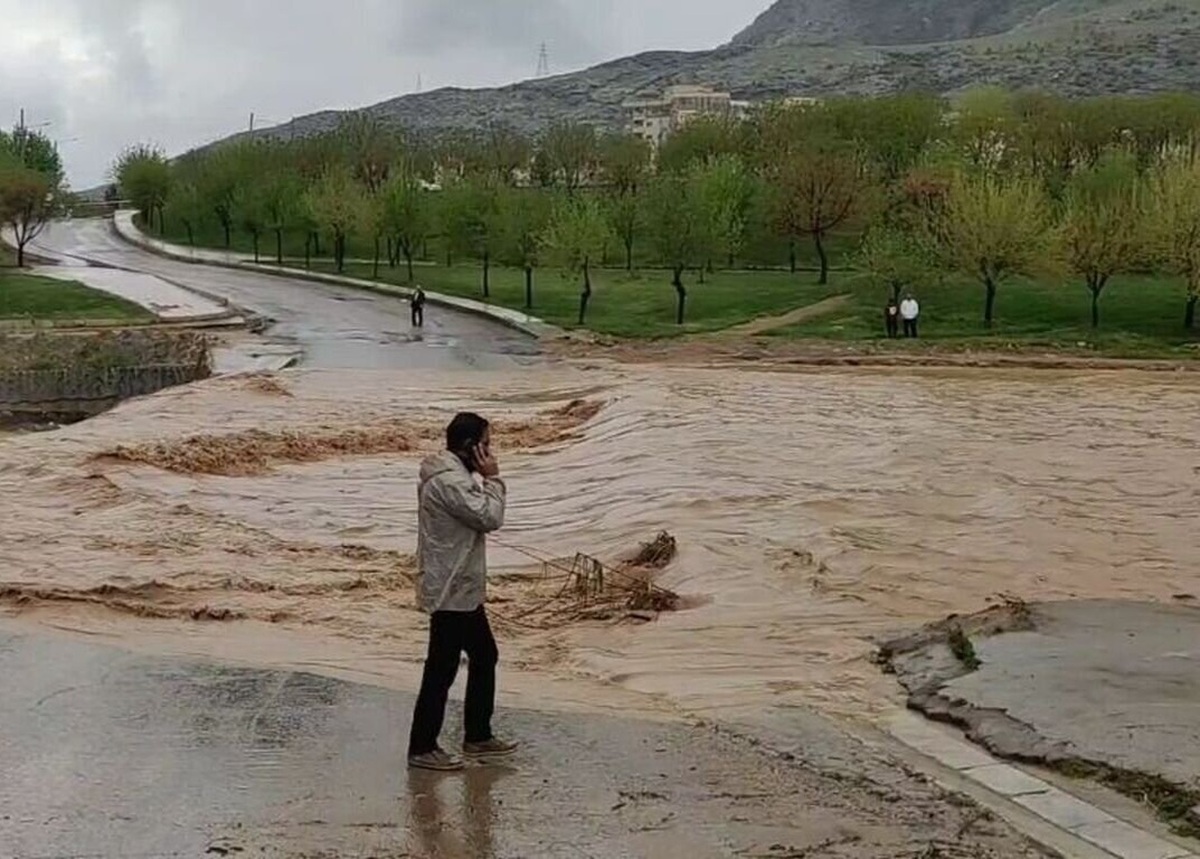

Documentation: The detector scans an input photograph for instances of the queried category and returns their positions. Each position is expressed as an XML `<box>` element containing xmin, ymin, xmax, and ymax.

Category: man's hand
<box><xmin>474</xmin><ymin>443</ymin><xmax>500</xmax><ymax>479</ymax></box>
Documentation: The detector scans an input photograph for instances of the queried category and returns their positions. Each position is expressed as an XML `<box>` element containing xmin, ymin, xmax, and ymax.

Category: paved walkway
<box><xmin>112</xmin><ymin>210</ymin><xmax>562</xmax><ymax>340</ymax></box>
<box><xmin>33</xmin><ymin>265</ymin><xmax>233</xmax><ymax>322</ymax></box>
<box><xmin>0</xmin><ymin>625</ymin><xmax>1050</xmax><ymax>859</ymax></box>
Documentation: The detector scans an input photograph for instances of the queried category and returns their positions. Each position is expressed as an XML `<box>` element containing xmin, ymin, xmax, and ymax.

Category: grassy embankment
<box><xmin>0</xmin><ymin>245</ymin><xmax>150</xmax><ymax>324</ymax></box>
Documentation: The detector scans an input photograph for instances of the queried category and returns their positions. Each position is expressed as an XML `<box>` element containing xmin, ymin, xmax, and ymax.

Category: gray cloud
<box><xmin>0</xmin><ymin>0</ymin><xmax>767</xmax><ymax>188</ymax></box>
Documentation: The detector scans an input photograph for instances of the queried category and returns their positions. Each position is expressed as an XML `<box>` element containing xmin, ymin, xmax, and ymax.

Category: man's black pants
<box><xmin>408</xmin><ymin>606</ymin><xmax>498</xmax><ymax>757</ymax></box>
<box><xmin>411</xmin><ymin>305</ymin><xmax>424</xmax><ymax>327</ymax></box>
<box><xmin>903</xmin><ymin>318</ymin><xmax>919</xmax><ymax>338</ymax></box>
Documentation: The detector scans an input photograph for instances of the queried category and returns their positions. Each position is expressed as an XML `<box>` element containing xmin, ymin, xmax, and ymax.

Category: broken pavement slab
<box><xmin>878</xmin><ymin>599</ymin><xmax>1200</xmax><ymax>854</ymax></box>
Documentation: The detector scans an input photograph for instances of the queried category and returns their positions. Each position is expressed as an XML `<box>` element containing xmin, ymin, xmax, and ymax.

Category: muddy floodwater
<box><xmin>2</xmin><ymin>363</ymin><xmax>1198</xmax><ymax>729</ymax></box>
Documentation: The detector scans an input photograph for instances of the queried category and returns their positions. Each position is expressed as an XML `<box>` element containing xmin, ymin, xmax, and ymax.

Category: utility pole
<box><xmin>536</xmin><ymin>43</ymin><xmax>550</xmax><ymax>78</ymax></box>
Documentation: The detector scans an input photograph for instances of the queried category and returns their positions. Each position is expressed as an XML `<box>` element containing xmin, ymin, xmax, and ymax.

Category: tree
<box><xmin>0</xmin><ymin>165</ymin><xmax>60</xmax><ymax>267</ymax></box>
<box><xmin>600</xmin><ymin>133</ymin><xmax>652</xmax><ymax>195</ymax></box>
<box><xmin>657</xmin><ymin>116</ymin><xmax>741</xmax><ymax>175</ymax></box>
<box><xmin>537</xmin><ymin>123</ymin><xmax>598</xmax><ymax>192</ymax></box>
<box><xmin>771</xmin><ymin>143</ymin><xmax>869</xmax><ymax>285</ymax></box>
<box><xmin>197</xmin><ymin>147</ymin><xmax>242</xmax><ymax>248</ymax></box>
<box><xmin>0</xmin><ymin>128</ymin><xmax>65</xmax><ymax>268</ymax></box>
<box><xmin>859</xmin><ymin>226</ymin><xmax>934</xmax><ymax>303</ymax></box>
<box><xmin>1063</xmin><ymin>152</ymin><xmax>1146</xmax><ymax>328</ymax></box>
<box><xmin>441</xmin><ymin>176</ymin><xmax>501</xmax><ymax>296</ymax></box>
<box><xmin>497</xmin><ymin>186</ymin><xmax>551</xmax><ymax>309</ymax></box>
<box><xmin>692</xmin><ymin>154</ymin><xmax>754</xmax><ymax>272</ymax></box>
<box><xmin>115</xmin><ymin>144</ymin><xmax>171</xmax><ymax>234</ymax></box>
<box><xmin>171</xmin><ymin>180</ymin><xmax>206</xmax><ymax>247</ymax></box>
<box><xmin>929</xmin><ymin>171</ymin><xmax>1060</xmax><ymax>326</ymax></box>
<box><xmin>1150</xmin><ymin>157</ymin><xmax>1200</xmax><ymax>330</ymax></box>
<box><xmin>380</xmin><ymin>164</ymin><xmax>429</xmax><ymax>282</ymax></box>
<box><xmin>260</xmin><ymin>167</ymin><xmax>301</xmax><ymax>266</ymax></box>
<box><xmin>304</xmin><ymin>165</ymin><xmax>364</xmax><ymax>273</ymax></box>
<box><xmin>645</xmin><ymin>173</ymin><xmax>707</xmax><ymax>325</ymax></box>
<box><xmin>542</xmin><ymin>194</ymin><xmax>610</xmax><ymax>325</ymax></box>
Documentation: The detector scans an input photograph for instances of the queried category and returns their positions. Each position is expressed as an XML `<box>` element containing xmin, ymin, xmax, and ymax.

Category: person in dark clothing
<box><xmin>411</xmin><ymin>288</ymin><xmax>426</xmax><ymax>328</ymax></box>
<box><xmin>407</xmin><ymin>413</ymin><xmax>518</xmax><ymax>772</ymax></box>
<box><xmin>885</xmin><ymin>296</ymin><xmax>900</xmax><ymax>339</ymax></box>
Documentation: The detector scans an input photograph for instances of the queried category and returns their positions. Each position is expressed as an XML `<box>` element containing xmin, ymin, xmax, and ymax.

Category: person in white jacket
<box><xmin>407</xmin><ymin>412</ymin><xmax>517</xmax><ymax>771</ymax></box>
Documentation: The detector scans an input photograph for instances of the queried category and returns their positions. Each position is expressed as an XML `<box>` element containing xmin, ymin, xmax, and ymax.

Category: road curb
<box><xmin>111</xmin><ymin>212</ymin><xmax>563</xmax><ymax>341</ymax></box>
<box><xmin>884</xmin><ymin>711</ymin><xmax>1199</xmax><ymax>859</ymax></box>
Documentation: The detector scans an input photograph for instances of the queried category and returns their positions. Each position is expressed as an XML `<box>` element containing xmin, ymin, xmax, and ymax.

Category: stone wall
<box><xmin>0</xmin><ymin>329</ymin><xmax>211</xmax><ymax>422</ymax></box>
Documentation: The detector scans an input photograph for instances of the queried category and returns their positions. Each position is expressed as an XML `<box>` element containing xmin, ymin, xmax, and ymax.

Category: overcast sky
<box><xmin>0</xmin><ymin>0</ymin><xmax>768</xmax><ymax>189</ymax></box>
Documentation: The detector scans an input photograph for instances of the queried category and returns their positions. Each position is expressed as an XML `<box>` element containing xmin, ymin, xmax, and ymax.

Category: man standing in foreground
<box><xmin>408</xmin><ymin>412</ymin><xmax>518</xmax><ymax>772</ymax></box>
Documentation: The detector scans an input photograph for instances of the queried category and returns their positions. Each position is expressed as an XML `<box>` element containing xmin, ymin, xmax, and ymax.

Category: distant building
<box><xmin>624</xmin><ymin>85</ymin><xmax>744</xmax><ymax>148</ymax></box>
<box><xmin>624</xmin><ymin>85</ymin><xmax>814</xmax><ymax>148</ymax></box>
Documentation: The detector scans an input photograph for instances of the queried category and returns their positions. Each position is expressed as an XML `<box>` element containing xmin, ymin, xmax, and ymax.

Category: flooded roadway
<box><xmin>2</xmin><ymin>363</ymin><xmax>1196</xmax><ymax>726</ymax></box>
<box><xmin>30</xmin><ymin>219</ymin><xmax>538</xmax><ymax>370</ymax></box>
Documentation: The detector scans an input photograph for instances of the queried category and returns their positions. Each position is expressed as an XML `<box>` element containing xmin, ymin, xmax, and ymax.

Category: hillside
<box><xmin>228</xmin><ymin>0</ymin><xmax>1200</xmax><ymax>147</ymax></box>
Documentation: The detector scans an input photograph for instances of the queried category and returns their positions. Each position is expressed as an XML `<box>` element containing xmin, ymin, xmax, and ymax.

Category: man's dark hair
<box><xmin>446</xmin><ymin>412</ymin><xmax>489</xmax><ymax>452</ymax></box>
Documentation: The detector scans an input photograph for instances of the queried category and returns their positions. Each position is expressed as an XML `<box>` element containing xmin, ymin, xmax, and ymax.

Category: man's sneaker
<box><xmin>408</xmin><ymin>748</ymin><xmax>465</xmax><ymax>772</ymax></box>
<box><xmin>463</xmin><ymin>737</ymin><xmax>520</xmax><ymax>760</ymax></box>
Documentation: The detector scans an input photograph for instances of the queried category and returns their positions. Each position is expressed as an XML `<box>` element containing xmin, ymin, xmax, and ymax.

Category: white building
<box><xmin>624</xmin><ymin>85</ymin><xmax>742</xmax><ymax>148</ymax></box>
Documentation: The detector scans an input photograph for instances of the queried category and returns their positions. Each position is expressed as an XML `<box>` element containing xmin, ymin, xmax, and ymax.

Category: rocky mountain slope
<box><xmin>234</xmin><ymin>0</ymin><xmax>1200</xmax><ymax>146</ymax></box>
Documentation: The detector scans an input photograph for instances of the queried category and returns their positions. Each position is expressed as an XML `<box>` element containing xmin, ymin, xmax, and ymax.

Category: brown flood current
<box><xmin>1</xmin><ymin>363</ymin><xmax>1198</xmax><ymax>729</ymax></box>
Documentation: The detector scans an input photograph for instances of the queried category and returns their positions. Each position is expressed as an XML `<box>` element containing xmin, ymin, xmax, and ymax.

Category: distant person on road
<box><xmin>408</xmin><ymin>412</ymin><xmax>517</xmax><ymax>772</ymax></box>
<box><xmin>885</xmin><ymin>296</ymin><xmax>900</xmax><ymax>339</ymax></box>
<box><xmin>411</xmin><ymin>287</ymin><xmax>427</xmax><ymax>328</ymax></box>
<box><xmin>900</xmin><ymin>292</ymin><xmax>921</xmax><ymax>339</ymax></box>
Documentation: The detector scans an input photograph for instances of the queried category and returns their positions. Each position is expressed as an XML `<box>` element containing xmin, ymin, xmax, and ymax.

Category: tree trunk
<box><xmin>698</xmin><ymin>265</ymin><xmax>706</xmax><ymax>285</ymax></box>
<box><xmin>223</xmin><ymin>222</ymin><xmax>231</xmax><ymax>249</ymax></box>
<box><xmin>525</xmin><ymin>266</ymin><xmax>534</xmax><ymax>309</ymax></box>
<box><xmin>405</xmin><ymin>249</ymin><xmax>415</xmax><ymax>283</ymax></box>
<box><xmin>984</xmin><ymin>280</ymin><xmax>998</xmax><ymax>327</ymax></box>
<box><xmin>186</xmin><ymin>223</ymin><xmax>195</xmax><ymax>248</ymax></box>
<box><xmin>1091</xmin><ymin>285</ymin><xmax>1101</xmax><ymax>329</ymax></box>
<box><xmin>373</xmin><ymin>236</ymin><xmax>381</xmax><ymax>279</ymax></box>
<box><xmin>482</xmin><ymin>251</ymin><xmax>490</xmax><ymax>298</ymax></box>
<box><xmin>789</xmin><ymin>239</ymin><xmax>797</xmax><ymax>274</ymax></box>
<box><xmin>673</xmin><ymin>266</ymin><xmax>687</xmax><ymax>326</ymax></box>
<box><xmin>313</xmin><ymin>232</ymin><xmax>322</xmax><ymax>256</ymax></box>
<box><xmin>814</xmin><ymin>231</ymin><xmax>829</xmax><ymax>286</ymax></box>
<box><xmin>387</xmin><ymin>237</ymin><xmax>395</xmax><ymax>268</ymax></box>
<box><xmin>578</xmin><ymin>259</ymin><xmax>592</xmax><ymax>325</ymax></box>
<box><xmin>15</xmin><ymin>242</ymin><xmax>24</xmax><ymax>268</ymax></box>
<box><xmin>891</xmin><ymin>281</ymin><xmax>903</xmax><ymax>303</ymax></box>
<box><xmin>252</xmin><ymin>233</ymin><xmax>260</xmax><ymax>264</ymax></box>
<box><xmin>158</xmin><ymin>206</ymin><xmax>166</xmax><ymax>236</ymax></box>
<box><xmin>275</xmin><ymin>229</ymin><xmax>283</xmax><ymax>265</ymax></box>
<box><xmin>625</xmin><ymin>237</ymin><xmax>634</xmax><ymax>273</ymax></box>
<box><xmin>1186</xmin><ymin>293</ymin><xmax>1198</xmax><ymax>330</ymax></box>
<box><xmin>304</xmin><ymin>233</ymin><xmax>311</xmax><ymax>270</ymax></box>
<box><xmin>335</xmin><ymin>234</ymin><xmax>346</xmax><ymax>273</ymax></box>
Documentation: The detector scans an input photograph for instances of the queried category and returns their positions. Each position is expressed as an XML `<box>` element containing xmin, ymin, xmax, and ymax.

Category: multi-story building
<box><xmin>625</xmin><ymin>85</ymin><xmax>817</xmax><ymax>148</ymax></box>
<box><xmin>625</xmin><ymin>85</ymin><xmax>749</xmax><ymax>148</ymax></box>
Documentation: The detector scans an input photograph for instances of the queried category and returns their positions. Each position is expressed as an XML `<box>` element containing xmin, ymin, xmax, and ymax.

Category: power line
<box><xmin>536</xmin><ymin>43</ymin><xmax>550</xmax><ymax>78</ymax></box>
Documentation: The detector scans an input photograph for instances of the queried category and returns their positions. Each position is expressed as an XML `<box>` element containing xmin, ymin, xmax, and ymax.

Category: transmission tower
<box><xmin>536</xmin><ymin>43</ymin><xmax>550</xmax><ymax>78</ymax></box>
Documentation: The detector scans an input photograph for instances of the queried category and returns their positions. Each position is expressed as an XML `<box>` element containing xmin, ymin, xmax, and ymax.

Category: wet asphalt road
<box><xmin>0</xmin><ymin>626</ymin><xmax>1046</xmax><ymax>859</ymax></box>
<box><xmin>30</xmin><ymin>220</ymin><xmax>539</xmax><ymax>371</ymax></box>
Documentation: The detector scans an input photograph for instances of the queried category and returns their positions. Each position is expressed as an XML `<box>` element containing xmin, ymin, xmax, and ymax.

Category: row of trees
<box><xmin>115</xmin><ymin>89</ymin><xmax>1200</xmax><ymax>329</ymax></box>
<box><xmin>0</xmin><ymin>127</ymin><xmax>67</xmax><ymax>267</ymax></box>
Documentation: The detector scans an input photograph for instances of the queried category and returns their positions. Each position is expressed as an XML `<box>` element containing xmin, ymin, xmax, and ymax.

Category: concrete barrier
<box><xmin>111</xmin><ymin>210</ymin><xmax>564</xmax><ymax>340</ymax></box>
<box><xmin>0</xmin><ymin>364</ymin><xmax>209</xmax><ymax>414</ymax></box>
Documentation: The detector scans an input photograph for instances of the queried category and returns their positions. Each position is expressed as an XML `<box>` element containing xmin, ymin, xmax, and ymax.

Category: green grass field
<box><xmin>0</xmin><ymin>268</ymin><xmax>151</xmax><ymax>323</ymax></box>
<box><xmin>148</xmin><ymin>215</ymin><xmax>1200</xmax><ymax>356</ymax></box>
<box><xmin>319</xmin><ymin>261</ymin><xmax>840</xmax><ymax>338</ymax></box>
<box><xmin>774</xmin><ymin>272</ymin><xmax>1200</xmax><ymax>358</ymax></box>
